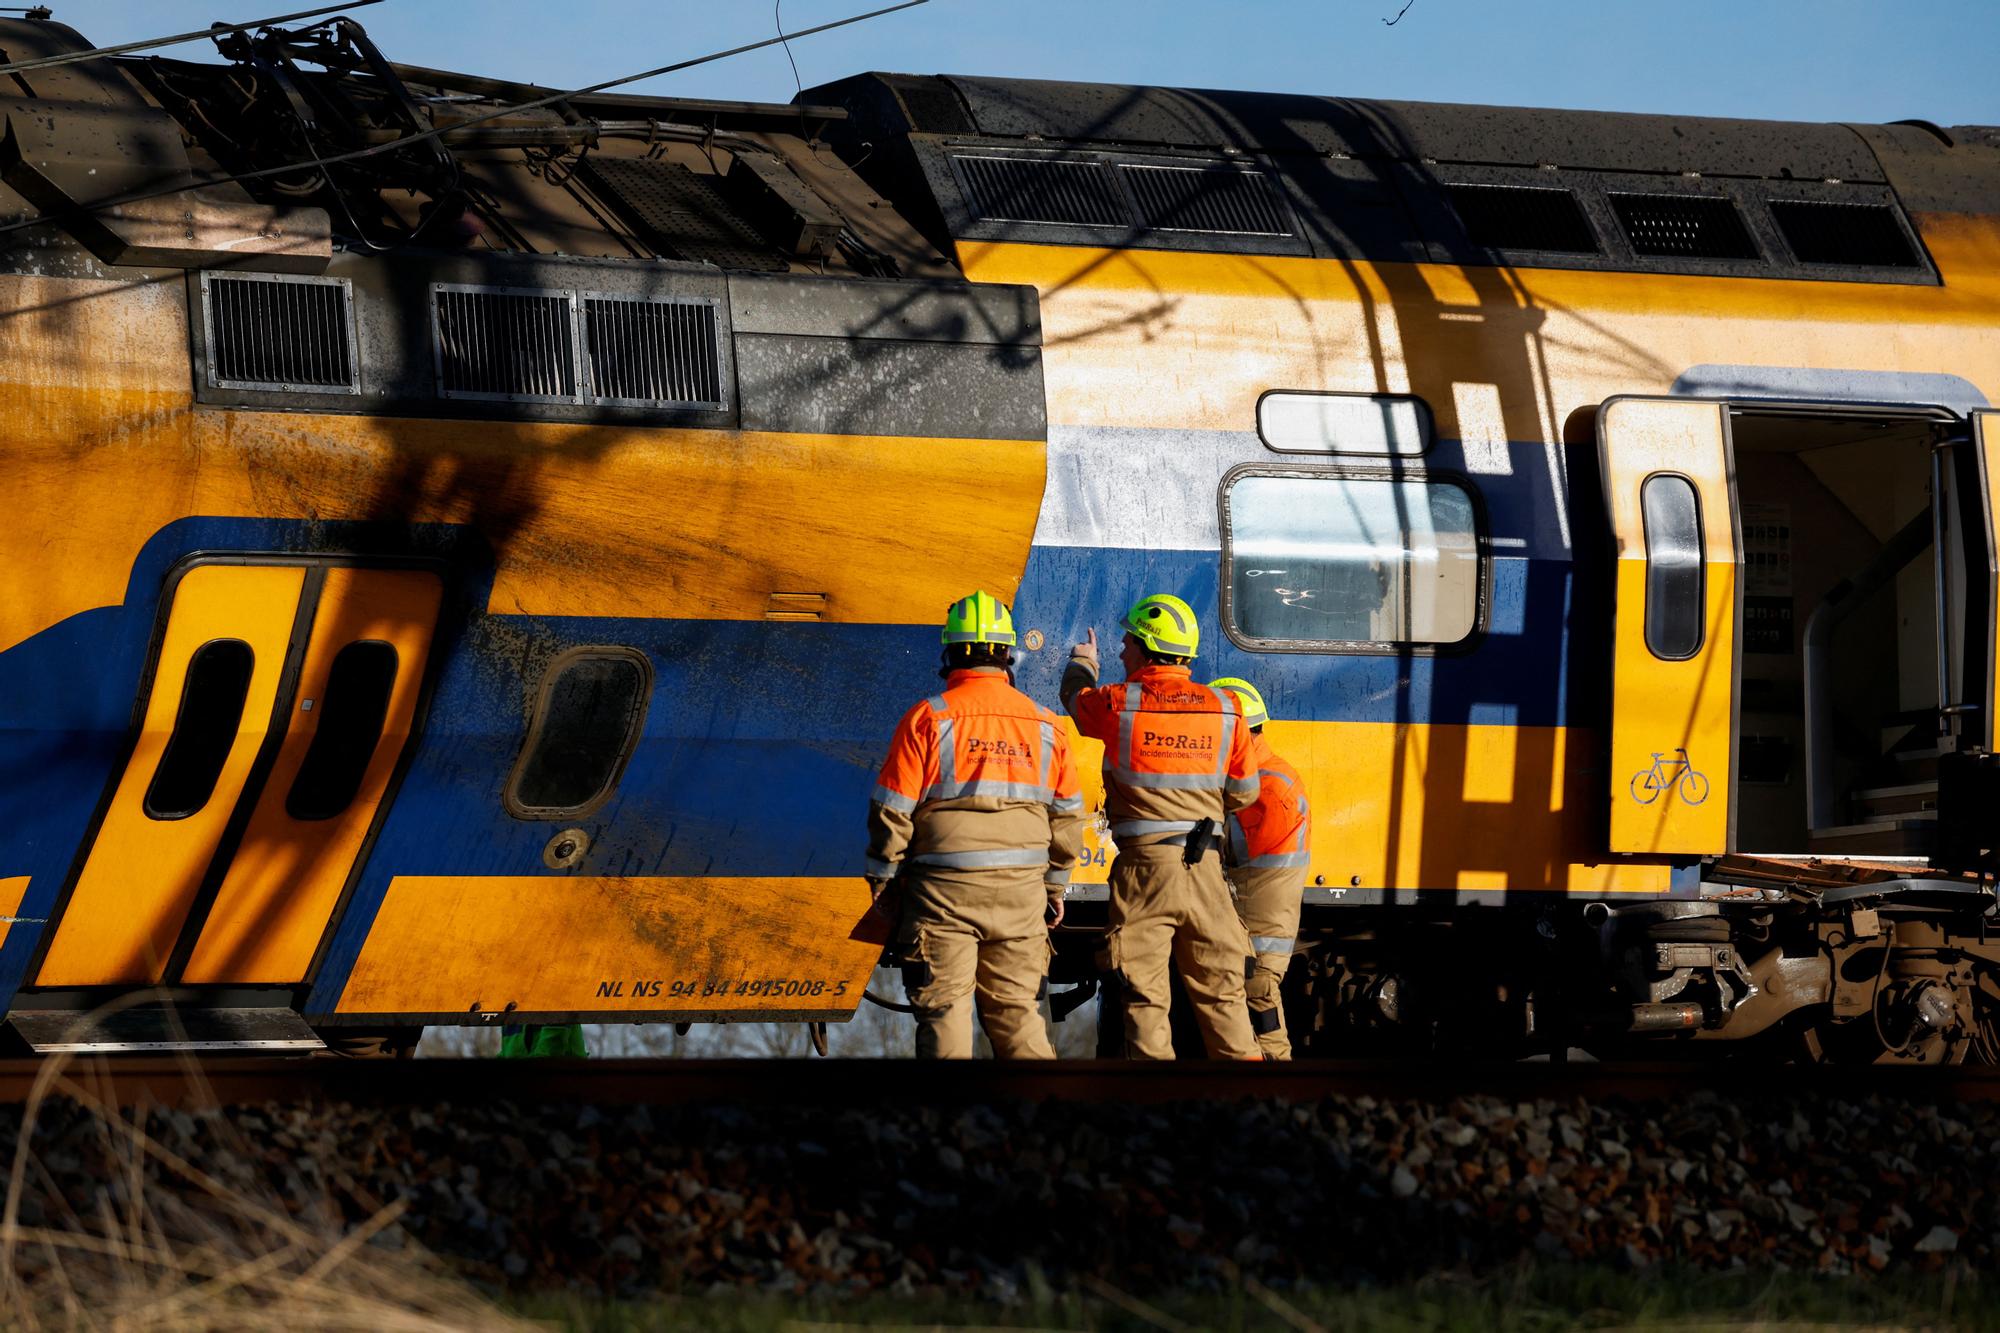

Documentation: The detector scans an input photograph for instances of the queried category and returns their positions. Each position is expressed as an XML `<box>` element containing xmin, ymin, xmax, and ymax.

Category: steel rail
<box><xmin>9</xmin><ymin>1057</ymin><xmax>2000</xmax><ymax>1109</ymax></box>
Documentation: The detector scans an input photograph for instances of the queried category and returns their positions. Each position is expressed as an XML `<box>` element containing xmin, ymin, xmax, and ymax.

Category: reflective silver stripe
<box><xmin>1044</xmin><ymin>865</ymin><xmax>1072</xmax><ymax>886</ymax></box>
<box><xmin>1226</xmin><ymin>813</ymin><xmax>1249</xmax><ymax>864</ymax></box>
<box><xmin>937</xmin><ymin>716</ymin><xmax>958</xmax><ymax>788</ymax></box>
<box><xmin>1111</xmin><ymin>818</ymin><xmax>1199</xmax><ymax>837</ymax></box>
<box><xmin>908</xmin><ymin>848</ymin><xmax>1050</xmax><ymax>869</ymax></box>
<box><xmin>1251</xmin><ymin>935</ymin><xmax>1295</xmax><ymax>954</ymax></box>
<box><xmin>1216</xmin><ymin>704</ymin><xmax>1236</xmax><ymax>781</ymax></box>
<box><xmin>863</xmin><ymin>856</ymin><xmax>896</xmax><ymax>879</ymax></box>
<box><xmin>1053</xmin><ymin>794</ymin><xmax>1084</xmax><ymax>812</ymax></box>
<box><xmin>927</xmin><ymin>694</ymin><xmax>948</xmax><ymax>713</ymax></box>
<box><xmin>1116</xmin><ymin>768</ymin><xmax>1228</xmax><ymax>790</ymax></box>
<box><xmin>1225</xmin><ymin>772</ymin><xmax>1259</xmax><ymax>798</ymax></box>
<box><xmin>1118</xmin><ymin>683</ymin><xmax>1140</xmax><ymax>771</ymax></box>
<box><xmin>871</xmin><ymin>784</ymin><xmax>917</xmax><ymax>814</ymax></box>
<box><xmin>1247</xmin><ymin>850</ymin><xmax>1311</xmax><ymax>868</ymax></box>
<box><xmin>942</xmin><ymin>630</ymin><xmax>1016</xmax><ymax>644</ymax></box>
<box><xmin>1038</xmin><ymin>720</ymin><xmax>1054</xmax><ymax>791</ymax></box>
<box><xmin>925</xmin><ymin>779</ymin><xmax>1054</xmax><ymax>803</ymax></box>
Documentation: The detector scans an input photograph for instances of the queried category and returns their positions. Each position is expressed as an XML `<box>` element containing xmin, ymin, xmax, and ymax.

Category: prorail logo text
<box><xmin>965</xmin><ymin>736</ymin><xmax>1033</xmax><ymax>759</ymax></box>
<box><xmin>1140</xmin><ymin>730</ymin><xmax>1215</xmax><ymax>752</ymax></box>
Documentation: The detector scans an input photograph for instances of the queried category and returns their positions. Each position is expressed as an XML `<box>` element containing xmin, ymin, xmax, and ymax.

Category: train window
<box><xmin>505</xmin><ymin>648</ymin><xmax>652</xmax><ymax>819</ymax></box>
<box><xmin>286</xmin><ymin>641</ymin><xmax>399</xmax><ymax>821</ymax></box>
<box><xmin>144</xmin><ymin>639</ymin><xmax>255</xmax><ymax>821</ymax></box>
<box><xmin>1641</xmin><ymin>474</ymin><xmax>1705</xmax><ymax>660</ymax></box>
<box><xmin>1257</xmin><ymin>392</ymin><xmax>1432</xmax><ymax>456</ymax></box>
<box><xmin>1222</xmin><ymin>473</ymin><xmax>1480</xmax><ymax>648</ymax></box>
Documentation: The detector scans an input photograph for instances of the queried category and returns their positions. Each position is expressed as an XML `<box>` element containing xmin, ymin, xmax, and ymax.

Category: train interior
<box><xmin>1727</xmin><ymin>409</ymin><xmax>1945</xmax><ymax>856</ymax></box>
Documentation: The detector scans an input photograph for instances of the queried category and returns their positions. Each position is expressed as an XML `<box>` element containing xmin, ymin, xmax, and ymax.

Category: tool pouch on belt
<box><xmin>1095</xmin><ymin>927</ymin><xmax>1128</xmax><ymax>991</ymax></box>
<box><xmin>1250</xmin><ymin>1006</ymin><xmax>1282</xmax><ymax>1035</ymax></box>
<box><xmin>1183</xmin><ymin>818</ymin><xmax>1216</xmax><ymax>866</ymax></box>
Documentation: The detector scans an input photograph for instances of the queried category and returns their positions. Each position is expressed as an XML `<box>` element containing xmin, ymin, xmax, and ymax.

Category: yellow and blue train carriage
<box><xmin>2</xmin><ymin>8</ymin><xmax>2000</xmax><ymax>1056</ymax></box>
<box><xmin>804</xmin><ymin>75</ymin><xmax>2000</xmax><ymax>1053</ymax></box>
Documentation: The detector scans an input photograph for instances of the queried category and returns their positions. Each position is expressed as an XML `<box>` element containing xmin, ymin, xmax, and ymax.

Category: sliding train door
<box><xmin>1960</xmin><ymin>411</ymin><xmax>2000</xmax><ymax>753</ymax></box>
<box><xmin>29</xmin><ymin>560</ymin><xmax>442</xmax><ymax>993</ymax></box>
<box><xmin>1599</xmin><ymin>398</ymin><xmax>1742</xmax><ymax>855</ymax></box>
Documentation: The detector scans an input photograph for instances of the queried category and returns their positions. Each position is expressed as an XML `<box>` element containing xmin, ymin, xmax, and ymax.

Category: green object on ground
<box><xmin>497</xmin><ymin>1024</ymin><xmax>589</xmax><ymax>1059</ymax></box>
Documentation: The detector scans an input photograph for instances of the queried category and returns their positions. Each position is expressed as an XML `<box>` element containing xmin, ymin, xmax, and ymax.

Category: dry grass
<box><xmin>0</xmin><ymin>1043</ymin><xmax>527</xmax><ymax>1332</ymax></box>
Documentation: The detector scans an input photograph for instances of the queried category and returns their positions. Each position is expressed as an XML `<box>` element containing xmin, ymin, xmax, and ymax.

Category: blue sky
<box><xmin>74</xmin><ymin>1</ymin><xmax>2000</xmax><ymax>127</ymax></box>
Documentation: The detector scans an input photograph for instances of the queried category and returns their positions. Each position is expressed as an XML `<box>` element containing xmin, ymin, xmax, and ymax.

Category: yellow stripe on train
<box><xmin>1066</xmin><ymin>719</ymin><xmax>1673</xmax><ymax>895</ymax></box>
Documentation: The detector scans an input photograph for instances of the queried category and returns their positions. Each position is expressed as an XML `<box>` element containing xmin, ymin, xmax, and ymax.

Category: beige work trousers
<box><xmin>1100</xmin><ymin>843</ymin><xmax>1260</xmax><ymax>1060</ymax></box>
<box><xmin>896</xmin><ymin>865</ymin><xmax>1055</xmax><ymax>1059</ymax></box>
<box><xmin>1227</xmin><ymin>863</ymin><xmax>1306</xmax><ymax>1059</ymax></box>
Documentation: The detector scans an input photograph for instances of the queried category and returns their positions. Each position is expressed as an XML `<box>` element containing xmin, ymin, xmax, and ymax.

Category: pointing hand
<box><xmin>1073</xmin><ymin>627</ymin><xmax>1099</xmax><ymax>670</ymax></box>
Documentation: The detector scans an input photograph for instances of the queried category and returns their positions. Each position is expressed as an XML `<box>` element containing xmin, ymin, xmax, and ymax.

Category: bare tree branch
<box><xmin>1383</xmin><ymin>0</ymin><xmax>1417</xmax><ymax>24</ymax></box>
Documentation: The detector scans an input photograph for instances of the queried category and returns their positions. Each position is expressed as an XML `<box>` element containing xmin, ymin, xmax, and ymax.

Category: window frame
<box><xmin>1254</xmin><ymin>390</ymin><xmax>1435</xmax><ymax>458</ymax></box>
<box><xmin>1217</xmin><ymin>463</ymin><xmax>1489</xmax><ymax>657</ymax></box>
<box><xmin>503</xmin><ymin>645</ymin><xmax>654</xmax><ymax>821</ymax></box>
<box><xmin>1638</xmin><ymin>469</ymin><xmax>1707</xmax><ymax>662</ymax></box>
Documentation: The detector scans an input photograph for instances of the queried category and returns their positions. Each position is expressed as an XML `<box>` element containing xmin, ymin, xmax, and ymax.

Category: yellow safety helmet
<box><xmin>941</xmin><ymin>590</ymin><xmax>1017</xmax><ymax>646</ymax></box>
<box><xmin>1208</xmin><ymin>677</ymin><xmax>1269</xmax><ymax>728</ymax></box>
<box><xmin>1121</xmin><ymin>593</ymin><xmax>1200</xmax><ymax>659</ymax></box>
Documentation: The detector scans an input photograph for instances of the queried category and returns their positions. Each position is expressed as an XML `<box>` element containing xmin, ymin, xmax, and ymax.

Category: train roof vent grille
<box><xmin>1770</xmin><ymin>199</ymin><xmax>1921</xmax><ymax>268</ymax></box>
<box><xmin>1120</xmin><ymin>163</ymin><xmax>1291</xmax><ymax>236</ymax></box>
<box><xmin>952</xmin><ymin>154</ymin><xmax>1128</xmax><ymax>227</ymax></box>
<box><xmin>1444</xmin><ymin>183</ymin><xmax>1598</xmax><ymax>254</ymax></box>
<box><xmin>201</xmin><ymin>273</ymin><xmax>357</xmax><ymax>393</ymax></box>
<box><xmin>1610</xmin><ymin>192</ymin><xmax>1760</xmax><ymax>260</ymax></box>
<box><xmin>575</xmin><ymin>157</ymin><xmax>784</xmax><ymax>272</ymax></box>
<box><xmin>581</xmin><ymin>294</ymin><xmax>725</xmax><ymax>409</ymax></box>
<box><xmin>431</xmin><ymin>285</ymin><xmax>579</xmax><ymax>403</ymax></box>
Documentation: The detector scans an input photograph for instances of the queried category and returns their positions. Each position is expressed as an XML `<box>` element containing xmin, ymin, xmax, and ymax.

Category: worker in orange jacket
<box><xmin>1061</xmin><ymin>594</ymin><xmax>1262</xmax><ymax>1061</ymax></box>
<box><xmin>1210</xmin><ymin>678</ymin><xmax>1310</xmax><ymax>1059</ymax></box>
<box><xmin>866</xmin><ymin>591</ymin><xmax>1084</xmax><ymax>1059</ymax></box>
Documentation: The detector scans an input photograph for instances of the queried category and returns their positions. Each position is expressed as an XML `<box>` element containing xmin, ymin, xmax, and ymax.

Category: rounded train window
<box><xmin>505</xmin><ymin>648</ymin><xmax>652</xmax><ymax>820</ymax></box>
<box><xmin>1222</xmin><ymin>471</ymin><xmax>1481</xmax><ymax>650</ymax></box>
<box><xmin>1640</xmin><ymin>474</ymin><xmax>1705</xmax><ymax>660</ymax></box>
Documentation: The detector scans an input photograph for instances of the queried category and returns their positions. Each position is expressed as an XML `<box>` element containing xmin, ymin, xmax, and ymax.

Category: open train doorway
<box><xmin>1727</xmin><ymin>408</ymin><xmax>1949</xmax><ymax>856</ymax></box>
<box><xmin>1597</xmin><ymin>398</ymin><xmax>1989</xmax><ymax>862</ymax></box>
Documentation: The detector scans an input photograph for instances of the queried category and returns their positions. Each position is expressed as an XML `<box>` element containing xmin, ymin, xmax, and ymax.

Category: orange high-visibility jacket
<box><xmin>1226</xmin><ymin>732</ymin><xmax>1310</xmax><ymax>869</ymax></box>
<box><xmin>865</xmin><ymin>667</ymin><xmax>1084</xmax><ymax>886</ymax></box>
<box><xmin>1061</xmin><ymin>661</ymin><xmax>1258</xmax><ymax>846</ymax></box>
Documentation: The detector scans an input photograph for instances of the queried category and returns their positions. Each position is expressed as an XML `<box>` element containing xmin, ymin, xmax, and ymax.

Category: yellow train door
<box><xmin>1598</xmin><ymin>398</ymin><xmax>1742</xmax><ymax>855</ymax></box>
<box><xmin>30</xmin><ymin>561</ymin><xmax>442</xmax><ymax>992</ymax></box>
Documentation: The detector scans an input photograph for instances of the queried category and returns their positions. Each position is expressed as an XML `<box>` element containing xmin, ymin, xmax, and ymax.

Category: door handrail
<box><xmin>1804</xmin><ymin>509</ymin><xmax>1934</xmax><ymax>832</ymax></box>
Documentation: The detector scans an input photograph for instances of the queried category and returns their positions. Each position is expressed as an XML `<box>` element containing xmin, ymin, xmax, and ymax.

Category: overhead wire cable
<box><xmin>0</xmin><ymin>0</ymin><xmax>929</xmax><ymax>240</ymax></box>
<box><xmin>0</xmin><ymin>0</ymin><xmax>384</xmax><ymax>78</ymax></box>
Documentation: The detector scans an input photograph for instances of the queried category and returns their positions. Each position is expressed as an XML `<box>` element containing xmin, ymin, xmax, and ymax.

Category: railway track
<box><xmin>6</xmin><ymin>1056</ymin><xmax>2000</xmax><ymax>1107</ymax></box>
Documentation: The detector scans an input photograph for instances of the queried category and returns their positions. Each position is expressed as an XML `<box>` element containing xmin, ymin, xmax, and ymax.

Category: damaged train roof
<box><xmin>0</xmin><ymin>10</ymin><xmax>1994</xmax><ymax>283</ymax></box>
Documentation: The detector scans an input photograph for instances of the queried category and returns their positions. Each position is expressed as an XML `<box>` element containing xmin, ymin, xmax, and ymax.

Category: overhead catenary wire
<box><xmin>0</xmin><ymin>0</ymin><xmax>384</xmax><ymax>78</ymax></box>
<box><xmin>0</xmin><ymin>0</ymin><xmax>929</xmax><ymax>240</ymax></box>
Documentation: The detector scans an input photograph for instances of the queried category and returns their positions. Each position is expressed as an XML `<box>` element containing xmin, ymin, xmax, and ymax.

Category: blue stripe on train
<box><xmin>0</xmin><ymin>513</ymin><xmax>1595</xmax><ymax>1012</ymax></box>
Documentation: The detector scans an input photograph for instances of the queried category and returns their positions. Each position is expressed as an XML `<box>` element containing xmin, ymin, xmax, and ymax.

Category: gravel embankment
<box><xmin>6</xmin><ymin>1090</ymin><xmax>1995</xmax><ymax>1298</ymax></box>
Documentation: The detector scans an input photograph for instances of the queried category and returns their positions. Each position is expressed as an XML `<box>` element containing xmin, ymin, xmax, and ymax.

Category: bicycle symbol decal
<box><xmin>1629</xmin><ymin>747</ymin><xmax>1710</xmax><ymax>806</ymax></box>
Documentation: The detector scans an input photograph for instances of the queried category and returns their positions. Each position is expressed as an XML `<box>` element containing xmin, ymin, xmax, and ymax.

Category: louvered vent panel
<box><xmin>1446</xmin><ymin>184</ymin><xmax>1598</xmax><ymax>254</ymax></box>
<box><xmin>1610</xmin><ymin>193</ymin><xmax>1760</xmax><ymax>260</ymax></box>
<box><xmin>575</xmin><ymin>157</ymin><xmax>784</xmax><ymax>272</ymax></box>
<box><xmin>203</xmin><ymin>273</ymin><xmax>356</xmax><ymax>392</ymax></box>
<box><xmin>582</xmin><ymin>295</ymin><xmax>724</xmax><ymax>408</ymax></box>
<box><xmin>952</xmin><ymin>155</ymin><xmax>1128</xmax><ymax>227</ymax></box>
<box><xmin>432</xmin><ymin>286</ymin><xmax>578</xmax><ymax>402</ymax></box>
<box><xmin>1121</xmin><ymin>164</ymin><xmax>1291</xmax><ymax>235</ymax></box>
<box><xmin>1770</xmin><ymin>200</ymin><xmax>1920</xmax><ymax>268</ymax></box>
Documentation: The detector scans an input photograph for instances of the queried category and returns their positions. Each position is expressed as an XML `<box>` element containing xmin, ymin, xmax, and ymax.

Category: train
<box><xmin>1</xmin><ymin>10</ymin><xmax>1997</xmax><ymax>1062</ymax></box>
